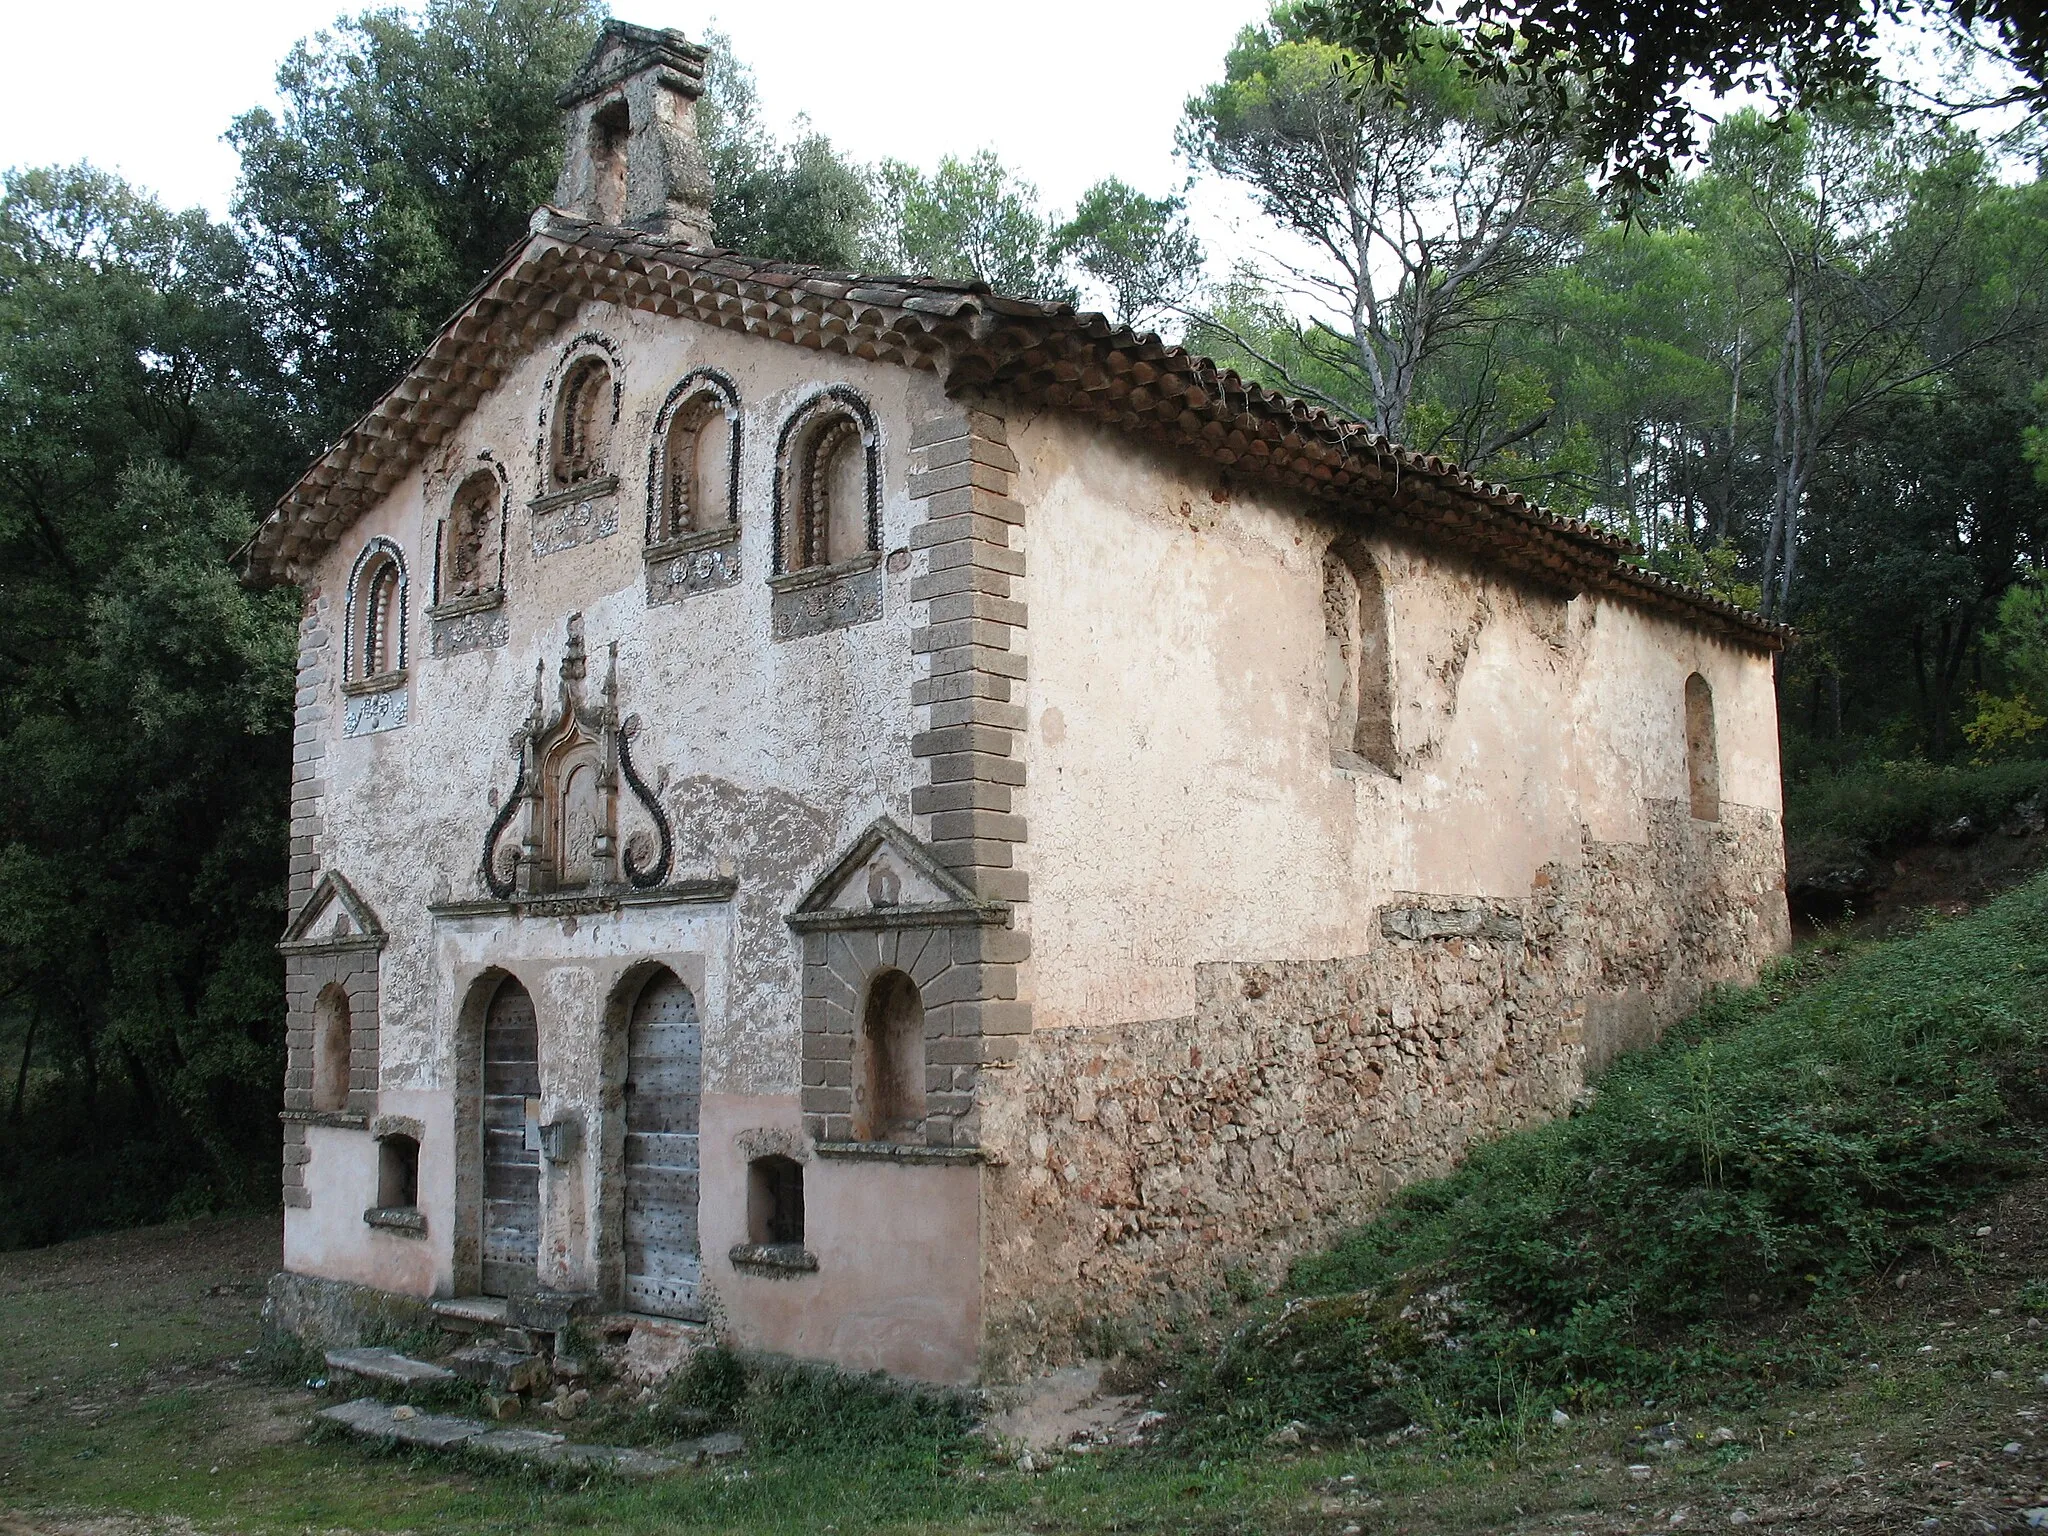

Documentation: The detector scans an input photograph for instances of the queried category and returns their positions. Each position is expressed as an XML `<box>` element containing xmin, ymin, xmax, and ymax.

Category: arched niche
<box><xmin>1322</xmin><ymin>538</ymin><xmax>1396</xmax><ymax>776</ymax></box>
<box><xmin>441</xmin><ymin>468</ymin><xmax>506</xmax><ymax>601</ymax></box>
<box><xmin>1685</xmin><ymin>672</ymin><xmax>1720</xmax><ymax>822</ymax></box>
<box><xmin>774</xmin><ymin>388</ymin><xmax>879</xmax><ymax>574</ymax></box>
<box><xmin>649</xmin><ymin>370</ymin><xmax>741</xmax><ymax>545</ymax></box>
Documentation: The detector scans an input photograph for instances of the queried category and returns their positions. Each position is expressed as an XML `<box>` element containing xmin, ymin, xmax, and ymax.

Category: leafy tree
<box><xmin>0</xmin><ymin>168</ymin><xmax>299</xmax><ymax>1243</ymax></box>
<box><xmin>229</xmin><ymin>0</ymin><xmax>606</xmax><ymax>436</ymax></box>
<box><xmin>698</xmin><ymin>33</ymin><xmax>875</xmax><ymax>268</ymax></box>
<box><xmin>1051</xmin><ymin>178</ymin><xmax>1205</xmax><ymax>329</ymax></box>
<box><xmin>1180</xmin><ymin>5</ymin><xmax>1587</xmax><ymax>445</ymax></box>
<box><xmin>871</xmin><ymin>151</ymin><xmax>1075</xmax><ymax>300</ymax></box>
<box><xmin>1305</xmin><ymin>0</ymin><xmax>2048</xmax><ymax>199</ymax></box>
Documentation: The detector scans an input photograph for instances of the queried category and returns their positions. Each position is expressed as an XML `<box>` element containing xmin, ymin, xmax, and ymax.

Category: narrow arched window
<box><xmin>778</xmin><ymin>396</ymin><xmax>877</xmax><ymax>573</ymax></box>
<box><xmin>854</xmin><ymin>969</ymin><xmax>926</xmax><ymax>1144</ymax></box>
<box><xmin>346</xmin><ymin>541</ymin><xmax>408</xmax><ymax>682</ymax></box>
<box><xmin>552</xmin><ymin>357</ymin><xmax>614</xmax><ymax>489</ymax></box>
<box><xmin>1323</xmin><ymin>541</ymin><xmax>1395</xmax><ymax>774</ymax></box>
<box><xmin>587</xmin><ymin>99</ymin><xmax>630</xmax><ymax>226</ymax></box>
<box><xmin>659</xmin><ymin>397</ymin><xmax>730</xmax><ymax>540</ymax></box>
<box><xmin>1686</xmin><ymin>672</ymin><xmax>1720</xmax><ymax>821</ymax></box>
<box><xmin>443</xmin><ymin>470</ymin><xmax>501</xmax><ymax>599</ymax></box>
<box><xmin>312</xmin><ymin>983</ymin><xmax>351</xmax><ymax>1114</ymax></box>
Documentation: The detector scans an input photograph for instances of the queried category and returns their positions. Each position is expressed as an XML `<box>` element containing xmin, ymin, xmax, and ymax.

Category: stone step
<box><xmin>431</xmin><ymin>1295</ymin><xmax>509</xmax><ymax>1331</ymax></box>
<box><xmin>323</xmin><ymin>1347</ymin><xmax>456</xmax><ymax>1388</ymax></box>
<box><xmin>314</xmin><ymin>1398</ymin><xmax>740</xmax><ymax>1476</ymax></box>
<box><xmin>449</xmin><ymin>1342</ymin><xmax>549</xmax><ymax>1394</ymax></box>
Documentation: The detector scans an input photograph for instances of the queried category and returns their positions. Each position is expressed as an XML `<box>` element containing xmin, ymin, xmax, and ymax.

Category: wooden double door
<box><xmin>475</xmin><ymin>970</ymin><xmax>703</xmax><ymax>1316</ymax></box>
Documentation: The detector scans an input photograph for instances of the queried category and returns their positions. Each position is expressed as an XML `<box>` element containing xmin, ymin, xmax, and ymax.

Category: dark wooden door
<box><xmin>481</xmin><ymin>977</ymin><xmax>541</xmax><ymax>1297</ymax></box>
<box><xmin>624</xmin><ymin>972</ymin><xmax>702</xmax><ymax>1319</ymax></box>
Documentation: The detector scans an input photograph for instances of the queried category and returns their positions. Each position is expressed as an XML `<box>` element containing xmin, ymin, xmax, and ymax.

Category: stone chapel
<box><xmin>254</xmin><ymin>20</ymin><xmax>1791</xmax><ymax>1384</ymax></box>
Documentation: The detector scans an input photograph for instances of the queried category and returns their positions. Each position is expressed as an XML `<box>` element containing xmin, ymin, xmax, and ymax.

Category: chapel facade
<box><xmin>255</xmin><ymin>21</ymin><xmax>1791</xmax><ymax>1385</ymax></box>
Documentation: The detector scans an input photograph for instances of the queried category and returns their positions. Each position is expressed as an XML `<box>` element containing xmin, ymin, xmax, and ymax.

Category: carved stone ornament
<box><xmin>479</xmin><ymin>615</ymin><xmax>674</xmax><ymax>902</ymax></box>
<box><xmin>428</xmin><ymin>590</ymin><xmax>511</xmax><ymax>658</ymax></box>
<box><xmin>342</xmin><ymin>681</ymin><xmax>409</xmax><ymax>738</ymax></box>
<box><xmin>767</xmin><ymin>552</ymin><xmax>882</xmax><ymax>641</ymax></box>
<box><xmin>530</xmin><ymin>475</ymin><xmax>622</xmax><ymax>557</ymax></box>
<box><xmin>645</xmin><ymin>523</ymin><xmax>742</xmax><ymax>606</ymax></box>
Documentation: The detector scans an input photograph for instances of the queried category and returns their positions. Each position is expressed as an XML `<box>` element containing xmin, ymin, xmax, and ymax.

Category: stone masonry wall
<box><xmin>978</xmin><ymin>801</ymin><xmax>1788</xmax><ymax>1376</ymax></box>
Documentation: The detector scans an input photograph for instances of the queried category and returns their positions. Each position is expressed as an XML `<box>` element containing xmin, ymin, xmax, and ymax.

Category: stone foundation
<box><xmin>263</xmin><ymin>1270</ymin><xmax>437</xmax><ymax>1351</ymax></box>
<box><xmin>979</xmin><ymin>802</ymin><xmax>1787</xmax><ymax>1376</ymax></box>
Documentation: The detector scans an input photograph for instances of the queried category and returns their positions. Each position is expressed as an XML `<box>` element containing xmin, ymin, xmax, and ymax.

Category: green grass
<box><xmin>1163</xmin><ymin>870</ymin><xmax>2048</xmax><ymax>1443</ymax></box>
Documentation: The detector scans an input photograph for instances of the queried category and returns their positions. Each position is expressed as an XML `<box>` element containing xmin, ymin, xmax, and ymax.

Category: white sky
<box><xmin>0</xmin><ymin>0</ymin><xmax>1263</xmax><ymax>223</ymax></box>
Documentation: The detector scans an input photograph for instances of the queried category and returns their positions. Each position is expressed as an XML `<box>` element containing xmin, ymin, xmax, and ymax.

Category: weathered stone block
<box><xmin>910</xmin><ymin>724</ymin><xmax>1012</xmax><ymax>759</ymax></box>
<box><xmin>929</xmin><ymin>809</ymin><xmax>1027</xmax><ymax>843</ymax></box>
<box><xmin>931</xmin><ymin>837</ymin><xmax>1016</xmax><ymax>869</ymax></box>
<box><xmin>911</xmin><ymin>780</ymin><xmax>1013</xmax><ymax>815</ymax></box>
<box><xmin>924</xmin><ymin>752</ymin><xmax>1027</xmax><ymax>786</ymax></box>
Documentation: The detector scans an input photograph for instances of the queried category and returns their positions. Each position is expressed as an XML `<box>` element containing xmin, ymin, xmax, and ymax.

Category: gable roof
<box><xmin>249</xmin><ymin>213</ymin><xmax>1783</xmax><ymax>651</ymax></box>
<box><xmin>786</xmin><ymin>816</ymin><xmax>1006</xmax><ymax>932</ymax></box>
<box><xmin>279</xmin><ymin>869</ymin><xmax>385</xmax><ymax>953</ymax></box>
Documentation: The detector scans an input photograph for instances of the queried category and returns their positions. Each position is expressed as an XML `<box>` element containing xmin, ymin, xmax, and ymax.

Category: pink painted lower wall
<box><xmin>283</xmin><ymin>1089</ymin><xmax>454</xmax><ymax>1296</ymax></box>
<box><xmin>700</xmin><ymin>1093</ymin><xmax>982</xmax><ymax>1383</ymax></box>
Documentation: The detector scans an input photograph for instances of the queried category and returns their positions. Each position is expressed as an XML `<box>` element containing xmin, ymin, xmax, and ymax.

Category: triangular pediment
<box><xmin>789</xmin><ymin>818</ymin><xmax>995</xmax><ymax>930</ymax></box>
<box><xmin>280</xmin><ymin>871</ymin><xmax>386</xmax><ymax>952</ymax></box>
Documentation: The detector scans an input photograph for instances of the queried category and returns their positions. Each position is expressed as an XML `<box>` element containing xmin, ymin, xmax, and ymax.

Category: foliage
<box><xmin>1304</xmin><ymin>0</ymin><xmax>2048</xmax><ymax>201</ymax></box>
<box><xmin>1180</xmin><ymin>6</ymin><xmax>1586</xmax><ymax>442</ymax></box>
<box><xmin>229</xmin><ymin>0</ymin><xmax>606</xmax><ymax>437</ymax></box>
<box><xmin>698</xmin><ymin>33</ymin><xmax>875</xmax><ymax>269</ymax></box>
<box><xmin>1167</xmin><ymin>871</ymin><xmax>2048</xmax><ymax>1441</ymax></box>
<box><xmin>1962</xmin><ymin>690</ymin><xmax>2047</xmax><ymax>758</ymax></box>
<box><xmin>0</xmin><ymin>168</ymin><xmax>300</xmax><ymax>1245</ymax></box>
<box><xmin>871</xmin><ymin>152</ymin><xmax>1075</xmax><ymax>300</ymax></box>
<box><xmin>656</xmin><ymin>1344</ymin><xmax>971</xmax><ymax>1459</ymax></box>
<box><xmin>1050</xmin><ymin>178</ymin><xmax>1205</xmax><ymax>329</ymax></box>
<box><xmin>1784</xmin><ymin>757</ymin><xmax>2048</xmax><ymax>859</ymax></box>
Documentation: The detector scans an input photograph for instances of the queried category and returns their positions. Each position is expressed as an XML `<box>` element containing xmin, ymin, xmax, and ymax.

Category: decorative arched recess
<box><xmin>478</xmin><ymin>614</ymin><xmax>675</xmax><ymax>903</ymax></box>
<box><xmin>530</xmin><ymin>333</ymin><xmax>624</xmax><ymax>558</ymax></box>
<box><xmin>767</xmin><ymin>387</ymin><xmax>882</xmax><ymax>641</ymax></box>
<box><xmin>277</xmin><ymin>870</ymin><xmax>387</xmax><ymax>1209</ymax></box>
<box><xmin>644</xmin><ymin>368</ymin><xmax>744</xmax><ymax>605</ymax></box>
<box><xmin>429</xmin><ymin>459</ymin><xmax>511</xmax><ymax>658</ymax></box>
<box><xmin>786</xmin><ymin>817</ymin><xmax>1026</xmax><ymax>1164</ymax></box>
<box><xmin>341</xmin><ymin>538</ymin><xmax>409</xmax><ymax>736</ymax></box>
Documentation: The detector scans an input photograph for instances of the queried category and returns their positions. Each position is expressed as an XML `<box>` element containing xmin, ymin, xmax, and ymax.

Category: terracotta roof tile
<box><xmin>249</xmin><ymin>216</ymin><xmax>1783</xmax><ymax>649</ymax></box>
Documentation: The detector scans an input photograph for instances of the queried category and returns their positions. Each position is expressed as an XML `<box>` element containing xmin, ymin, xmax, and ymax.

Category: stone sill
<box><xmin>811</xmin><ymin>1140</ymin><xmax>991</xmax><ymax>1166</ymax></box>
<box><xmin>427</xmin><ymin>590</ymin><xmax>504</xmax><ymax>620</ymax></box>
<box><xmin>767</xmin><ymin>550</ymin><xmax>880</xmax><ymax>594</ymax></box>
<box><xmin>530</xmin><ymin>474</ymin><xmax>619</xmax><ymax>513</ymax></box>
<box><xmin>364</xmin><ymin>1205</ymin><xmax>426</xmax><ymax>1237</ymax></box>
<box><xmin>429</xmin><ymin>876</ymin><xmax>738</xmax><ymax>920</ymax></box>
<box><xmin>728</xmin><ymin>1243</ymin><xmax>818</xmax><ymax>1276</ymax></box>
<box><xmin>787</xmin><ymin>899</ymin><xmax>1009</xmax><ymax>933</ymax></box>
<box><xmin>280</xmin><ymin>1108</ymin><xmax>368</xmax><ymax>1130</ymax></box>
<box><xmin>340</xmin><ymin>670</ymin><xmax>407</xmax><ymax>697</ymax></box>
<box><xmin>645</xmin><ymin>523</ymin><xmax>739</xmax><ymax>562</ymax></box>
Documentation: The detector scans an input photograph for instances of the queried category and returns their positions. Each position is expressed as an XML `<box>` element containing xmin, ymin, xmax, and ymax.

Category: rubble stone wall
<box><xmin>978</xmin><ymin>800</ymin><xmax>1787</xmax><ymax>1377</ymax></box>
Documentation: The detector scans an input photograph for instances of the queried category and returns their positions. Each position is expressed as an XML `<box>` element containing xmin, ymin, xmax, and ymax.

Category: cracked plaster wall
<box><xmin>284</xmin><ymin>295</ymin><xmax>953</xmax><ymax>1325</ymax></box>
<box><xmin>975</xmin><ymin>414</ymin><xmax>1788</xmax><ymax>1373</ymax></box>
